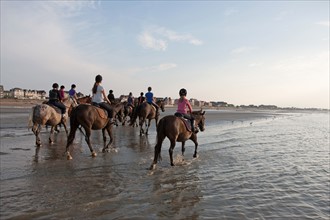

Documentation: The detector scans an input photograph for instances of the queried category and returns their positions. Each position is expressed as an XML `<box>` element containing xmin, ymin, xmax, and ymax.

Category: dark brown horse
<box><xmin>122</xmin><ymin>104</ymin><xmax>135</xmax><ymax>126</ymax></box>
<box><xmin>150</xmin><ymin>110</ymin><xmax>206</xmax><ymax>170</ymax></box>
<box><xmin>77</xmin><ymin>95</ymin><xmax>92</xmax><ymax>104</ymax></box>
<box><xmin>65</xmin><ymin>102</ymin><xmax>125</xmax><ymax>159</ymax></box>
<box><xmin>131</xmin><ymin>100</ymin><xmax>165</xmax><ymax>135</ymax></box>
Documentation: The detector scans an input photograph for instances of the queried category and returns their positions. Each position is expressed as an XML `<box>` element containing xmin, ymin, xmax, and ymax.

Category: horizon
<box><xmin>1</xmin><ymin>1</ymin><xmax>329</xmax><ymax>109</ymax></box>
<box><xmin>1</xmin><ymin>84</ymin><xmax>328</xmax><ymax>110</ymax></box>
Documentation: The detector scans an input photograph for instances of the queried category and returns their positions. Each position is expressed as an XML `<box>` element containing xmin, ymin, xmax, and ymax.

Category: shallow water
<box><xmin>0</xmin><ymin>108</ymin><xmax>329</xmax><ymax>219</ymax></box>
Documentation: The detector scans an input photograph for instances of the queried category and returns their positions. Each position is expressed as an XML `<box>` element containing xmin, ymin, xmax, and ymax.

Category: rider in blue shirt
<box><xmin>145</xmin><ymin>87</ymin><xmax>159</xmax><ymax>115</ymax></box>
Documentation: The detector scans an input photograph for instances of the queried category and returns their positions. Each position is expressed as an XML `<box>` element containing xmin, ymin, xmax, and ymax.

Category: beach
<box><xmin>0</xmin><ymin>101</ymin><xmax>329</xmax><ymax>219</ymax></box>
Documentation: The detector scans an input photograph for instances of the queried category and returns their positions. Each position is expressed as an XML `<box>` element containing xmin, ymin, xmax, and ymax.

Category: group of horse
<box><xmin>28</xmin><ymin>95</ymin><xmax>206</xmax><ymax>169</ymax></box>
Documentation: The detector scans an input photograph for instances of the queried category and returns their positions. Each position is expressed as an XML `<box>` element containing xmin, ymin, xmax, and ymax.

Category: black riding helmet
<box><xmin>52</xmin><ymin>83</ymin><xmax>59</xmax><ymax>89</ymax></box>
<box><xmin>179</xmin><ymin>88</ymin><xmax>187</xmax><ymax>96</ymax></box>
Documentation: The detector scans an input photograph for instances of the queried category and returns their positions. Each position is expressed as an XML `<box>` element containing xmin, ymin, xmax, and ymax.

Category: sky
<box><xmin>1</xmin><ymin>1</ymin><xmax>329</xmax><ymax>109</ymax></box>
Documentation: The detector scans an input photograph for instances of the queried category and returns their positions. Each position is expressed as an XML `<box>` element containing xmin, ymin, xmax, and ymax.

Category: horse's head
<box><xmin>112</xmin><ymin>103</ymin><xmax>125</xmax><ymax>123</ymax></box>
<box><xmin>157</xmin><ymin>99</ymin><xmax>165</xmax><ymax>112</ymax></box>
<box><xmin>78</xmin><ymin>95</ymin><xmax>92</xmax><ymax>104</ymax></box>
<box><xmin>193</xmin><ymin>110</ymin><xmax>206</xmax><ymax>132</ymax></box>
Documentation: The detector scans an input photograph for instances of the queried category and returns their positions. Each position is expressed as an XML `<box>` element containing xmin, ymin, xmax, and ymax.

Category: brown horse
<box><xmin>150</xmin><ymin>110</ymin><xmax>206</xmax><ymax>170</ymax></box>
<box><xmin>65</xmin><ymin>102</ymin><xmax>125</xmax><ymax>159</ymax></box>
<box><xmin>28</xmin><ymin>98</ymin><xmax>75</xmax><ymax>146</ymax></box>
<box><xmin>122</xmin><ymin>104</ymin><xmax>135</xmax><ymax>126</ymax></box>
<box><xmin>77</xmin><ymin>95</ymin><xmax>92</xmax><ymax>104</ymax></box>
<box><xmin>131</xmin><ymin>100</ymin><xmax>165</xmax><ymax>135</ymax></box>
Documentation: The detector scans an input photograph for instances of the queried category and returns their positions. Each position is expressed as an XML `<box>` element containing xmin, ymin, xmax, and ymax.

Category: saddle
<box><xmin>45</xmin><ymin>102</ymin><xmax>61</xmax><ymax>113</ymax></box>
<box><xmin>174</xmin><ymin>113</ymin><xmax>192</xmax><ymax>132</ymax></box>
<box><xmin>92</xmin><ymin>103</ymin><xmax>108</xmax><ymax>119</ymax></box>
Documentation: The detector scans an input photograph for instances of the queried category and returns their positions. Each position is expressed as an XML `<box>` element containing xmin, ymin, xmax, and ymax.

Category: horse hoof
<box><xmin>92</xmin><ymin>152</ymin><xmax>97</xmax><ymax>157</ymax></box>
<box><xmin>66</xmin><ymin>154</ymin><xmax>73</xmax><ymax>160</ymax></box>
<box><xmin>150</xmin><ymin>164</ymin><xmax>156</xmax><ymax>170</ymax></box>
<box><xmin>193</xmin><ymin>154</ymin><xmax>197</xmax><ymax>158</ymax></box>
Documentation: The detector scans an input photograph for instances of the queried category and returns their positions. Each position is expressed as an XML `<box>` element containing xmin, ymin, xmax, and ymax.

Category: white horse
<box><xmin>28</xmin><ymin>97</ymin><xmax>75</xmax><ymax>146</ymax></box>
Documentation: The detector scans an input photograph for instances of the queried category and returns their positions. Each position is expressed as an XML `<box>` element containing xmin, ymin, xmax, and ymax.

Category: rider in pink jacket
<box><xmin>175</xmin><ymin>88</ymin><xmax>198</xmax><ymax>133</ymax></box>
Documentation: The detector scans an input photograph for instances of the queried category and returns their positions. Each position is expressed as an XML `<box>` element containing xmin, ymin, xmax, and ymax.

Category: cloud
<box><xmin>231</xmin><ymin>46</ymin><xmax>256</xmax><ymax>54</ymax></box>
<box><xmin>274</xmin><ymin>11</ymin><xmax>289</xmax><ymax>21</ymax></box>
<box><xmin>316</xmin><ymin>21</ymin><xmax>330</xmax><ymax>27</ymax></box>
<box><xmin>138</xmin><ymin>26</ymin><xmax>203</xmax><ymax>51</ymax></box>
<box><xmin>152</xmin><ymin>63</ymin><xmax>177</xmax><ymax>71</ymax></box>
<box><xmin>138</xmin><ymin>32</ymin><xmax>168</xmax><ymax>51</ymax></box>
<box><xmin>127</xmin><ymin>63</ymin><xmax>177</xmax><ymax>74</ymax></box>
<box><xmin>224</xmin><ymin>9</ymin><xmax>238</xmax><ymax>16</ymax></box>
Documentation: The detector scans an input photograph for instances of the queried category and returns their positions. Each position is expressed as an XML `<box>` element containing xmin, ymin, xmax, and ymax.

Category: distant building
<box><xmin>0</xmin><ymin>85</ymin><xmax>3</xmax><ymax>98</ymax></box>
<box><xmin>10</xmin><ymin>88</ymin><xmax>24</xmax><ymax>99</ymax></box>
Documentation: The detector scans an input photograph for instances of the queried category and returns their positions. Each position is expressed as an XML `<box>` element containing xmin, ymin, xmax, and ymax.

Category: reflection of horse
<box><xmin>150</xmin><ymin>110</ymin><xmax>206</xmax><ymax>170</ymax></box>
<box><xmin>77</xmin><ymin>95</ymin><xmax>92</xmax><ymax>104</ymax></box>
<box><xmin>132</xmin><ymin>100</ymin><xmax>165</xmax><ymax>135</ymax></box>
<box><xmin>28</xmin><ymin>98</ymin><xmax>75</xmax><ymax>147</ymax></box>
<box><xmin>65</xmin><ymin>102</ymin><xmax>125</xmax><ymax>159</ymax></box>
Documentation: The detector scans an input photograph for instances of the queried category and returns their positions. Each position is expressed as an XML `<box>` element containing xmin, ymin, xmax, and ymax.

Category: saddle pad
<box><xmin>178</xmin><ymin>117</ymin><xmax>192</xmax><ymax>132</ymax></box>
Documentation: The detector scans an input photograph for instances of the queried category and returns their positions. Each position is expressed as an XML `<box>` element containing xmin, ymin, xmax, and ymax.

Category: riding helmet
<box><xmin>95</xmin><ymin>75</ymin><xmax>103</xmax><ymax>83</ymax></box>
<box><xmin>179</xmin><ymin>88</ymin><xmax>187</xmax><ymax>96</ymax></box>
<box><xmin>52</xmin><ymin>83</ymin><xmax>59</xmax><ymax>89</ymax></box>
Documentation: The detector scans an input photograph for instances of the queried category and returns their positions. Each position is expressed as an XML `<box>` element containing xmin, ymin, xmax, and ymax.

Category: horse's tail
<box><xmin>27</xmin><ymin>106</ymin><xmax>35</xmax><ymax>130</ymax></box>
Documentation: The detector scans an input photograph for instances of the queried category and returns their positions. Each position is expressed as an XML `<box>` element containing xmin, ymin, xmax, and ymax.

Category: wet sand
<box><xmin>0</xmin><ymin>102</ymin><xmax>281</xmax><ymax>219</ymax></box>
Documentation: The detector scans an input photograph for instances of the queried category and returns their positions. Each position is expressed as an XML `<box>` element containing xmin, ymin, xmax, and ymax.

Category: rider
<box><xmin>91</xmin><ymin>74</ymin><xmax>114</xmax><ymax>123</ymax></box>
<box><xmin>59</xmin><ymin>85</ymin><xmax>65</xmax><ymax>100</ymax></box>
<box><xmin>48</xmin><ymin>83</ymin><xmax>66</xmax><ymax>122</ymax></box>
<box><xmin>130</xmin><ymin>92</ymin><xmax>145</xmax><ymax>126</ymax></box>
<box><xmin>68</xmin><ymin>84</ymin><xmax>78</xmax><ymax>104</ymax></box>
<box><xmin>175</xmin><ymin>88</ymin><xmax>198</xmax><ymax>133</ymax></box>
<box><xmin>127</xmin><ymin>92</ymin><xmax>134</xmax><ymax>108</ymax></box>
<box><xmin>145</xmin><ymin>86</ymin><xmax>159</xmax><ymax>115</ymax></box>
<box><xmin>107</xmin><ymin>90</ymin><xmax>115</xmax><ymax>103</ymax></box>
<box><xmin>137</xmin><ymin>92</ymin><xmax>145</xmax><ymax>106</ymax></box>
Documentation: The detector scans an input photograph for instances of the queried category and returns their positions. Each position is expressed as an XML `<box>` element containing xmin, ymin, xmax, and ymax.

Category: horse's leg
<box><xmin>84</xmin><ymin>128</ymin><xmax>97</xmax><ymax>157</ymax></box>
<box><xmin>190</xmin><ymin>134</ymin><xmax>199</xmax><ymax>158</ymax></box>
<box><xmin>102</xmin><ymin>128</ymin><xmax>107</xmax><ymax>149</ymax></box>
<box><xmin>181</xmin><ymin>141</ymin><xmax>186</xmax><ymax>157</ymax></box>
<box><xmin>169</xmin><ymin>139</ymin><xmax>176</xmax><ymax>166</ymax></box>
<box><xmin>146</xmin><ymin>119</ymin><xmax>151</xmax><ymax>135</ymax></box>
<box><xmin>150</xmin><ymin>133</ymin><xmax>166</xmax><ymax>170</ymax></box>
<box><xmin>33</xmin><ymin>124</ymin><xmax>42</xmax><ymax>147</ymax></box>
<box><xmin>49</xmin><ymin>126</ymin><xmax>55</xmax><ymax>144</ymax></box>
<box><xmin>102</xmin><ymin>124</ymin><xmax>114</xmax><ymax>152</ymax></box>
<box><xmin>62</xmin><ymin>121</ymin><xmax>69</xmax><ymax>136</ymax></box>
<box><xmin>139</xmin><ymin>117</ymin><xmax>145</xmax><ymax>136</ymax></box>
<box><xmin>65</xmin><ymin>124</ymin><xmax>78</xmax><ymax>160</ymax></box>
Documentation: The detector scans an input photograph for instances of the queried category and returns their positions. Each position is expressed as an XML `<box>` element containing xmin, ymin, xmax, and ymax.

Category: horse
<box><xmin>111</xmin><ymin>101</ymin><xmax>125</xmax><ymax>126</ymax></box>
<box><xmin>150</xmin><ymin>110</ymin><xmax>206</xmax><ymax>170</ymax></box>
<box><xmin>122</xmin><ymin>103</ymin><xmax>135</xmax><ymax>126</ymax></box>
<box><xmin>131</xmin><ymin>100</ymin><xmax>165</xmax><ymax>135</ymax></box>
<box><xmin>28</xmin><ymin>98</ymin><xmax>75</xmax><ymax>147</ymax></box>
<box><xmin>77</xmin><ymin>95</ymin><xmax>92</xmax><ymax>104</ymax></box>
<box><xmin>65</xmin><ymin>102</ymin><xmax>125</xmax><ymax>160</ymax></box>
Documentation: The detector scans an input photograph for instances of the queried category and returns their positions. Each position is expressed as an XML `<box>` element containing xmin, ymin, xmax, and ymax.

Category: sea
<box><xmin>0</xmin><ymin>107</ymin><xmax>329</xmax><ymax>219</ymax></box>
